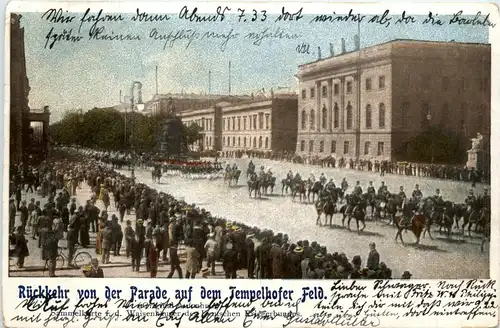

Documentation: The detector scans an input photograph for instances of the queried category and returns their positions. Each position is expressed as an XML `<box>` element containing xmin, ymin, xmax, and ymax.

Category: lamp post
<box><xmin>427</xmin><ymin>113</ymin><xmax>434</xmax><ymax>163</ymax></box>
<box><xmin>78</xmin><ymin>109</ymin><xmax>84</xmax><ymax>149</ymax></box>
<box><xmin>129</xmin><ymin>81</ymin><xmax>143</xmax><ymax>161</ymax></box>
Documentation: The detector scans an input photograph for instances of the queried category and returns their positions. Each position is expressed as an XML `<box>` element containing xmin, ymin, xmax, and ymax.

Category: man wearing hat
<box><xmin>223</xmin><ymin>242</ymin><xmax>238</xmax><ymax>279</ymax></box>
<box><xmin>84</xmin><ymin>258</ymin><xmax>104</xmax><ymax>278</ymax></box>
<box><xmin>111</xmin><ymin>215</ymin><xmax>123</xmax><ymax>256</ymax></box>
<box><xmin>412</xmin><ymin>184</ymin><xmax>423</xmax><ymax>201</ymax></box>
<box><xmin>401</xmin><ymin>270</ymin><xmax>412</xmax><ymax>279</ymax></box>
<box><xmin>204</xmin><ymin>233</ymin><xmax>218</xmax><ymax>276</ymax></box>
<box><xmin>245</xmin><ymin>233</ymin><xmax>256</xmax><ymax>278</ymax></box>
<box><xmin>465</xmin><ymin>189</ymin><xmax>477</xmax><ymax>207</ymax></box>
<box><xmin>124</xmin><ymin>220</ymin><xmax>134</xmax><ymax>258</ymax></box>
<box><xmin>101</xmin><ymin>221</ymin><xmax>113</xmax><ymax>264</ymax></box>
<box><xmin>9</xmin><ymin>199</ymin><xmax>16</xmax><ymax>234</ymax></box>
<box><xmin>366</xmin><ymin>242</ymin><xmax>380</xmax><ymax>271</ymax></box>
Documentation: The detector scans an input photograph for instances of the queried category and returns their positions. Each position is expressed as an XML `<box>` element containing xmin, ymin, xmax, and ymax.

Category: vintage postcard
<box><xmin>2</xmin><ymin>1</ymin><xmax>499</xmax><ymax>328</ymax></box>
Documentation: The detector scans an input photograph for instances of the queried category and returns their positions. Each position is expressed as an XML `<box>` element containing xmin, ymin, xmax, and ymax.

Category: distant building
<box><xmin>295</xmin><ymin>39</ymin><xmax>490</xmax><ymax>161</ymax></box>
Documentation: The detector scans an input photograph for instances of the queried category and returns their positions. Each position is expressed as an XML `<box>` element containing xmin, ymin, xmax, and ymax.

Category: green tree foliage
<box><xmin>49</xmin><ymin>107</ymin><xmax>202</xmax><ymax>152</ymax></box>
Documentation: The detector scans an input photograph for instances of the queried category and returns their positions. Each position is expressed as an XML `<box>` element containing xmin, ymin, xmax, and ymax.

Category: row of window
<box><xmin>223</xmin><ymin>113</ymin><xmax>270</xmax><ymax>131</ymax></box>
<box><xmin>299</xmin><ymin>140</ymin><xmax>385</xmax><ymax>156</ymax></box>
<box><xmin>186</xmin><ymin>118</ymin><xmax>213</xmax><ymax>131</ymax></box>
<box><xmin>301</xmin><ymin>75</ymin><xmax>387</xmax><ymax>100</ymax></box>
<box><xmin>301</xmin><ymin>102</ymin><xmax>386</xmax><ymax>130</ymax></box>
<box><xmin>223</xmin><ymin>136</ymin><xmax>269</xmax><ymax>149</ymax></box>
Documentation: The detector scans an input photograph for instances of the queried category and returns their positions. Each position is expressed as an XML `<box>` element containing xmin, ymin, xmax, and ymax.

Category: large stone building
<box><xmin>179</xmin><ymin>103</ymin><xmax>226</xmax><ymax>151</ymax></box>
<box><xmin>295</xmin><ymin>39</ymin><xmax>490</xmax><ymax>161</ymax></box>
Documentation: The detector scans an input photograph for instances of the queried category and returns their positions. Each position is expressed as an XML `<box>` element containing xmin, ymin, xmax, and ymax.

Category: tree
<box><xmin>180</xmin><ymin>123</ymin><xmax>203</xmax><ymax>146</ymax></box>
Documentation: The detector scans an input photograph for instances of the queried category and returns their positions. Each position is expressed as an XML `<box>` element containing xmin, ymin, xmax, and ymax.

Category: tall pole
<box><xmin>155</xmin><ymin>66</ymin><xmax>158</xmax><ymax>95</ymax></box>
<box><xmin>228</xmin><ymin>61</ymin><xmax>231</xmax><ymax>95</ymax></box>
<box><xmin>119</xmin><ymin>90</ymin><xmax>122</xmax><ymax>103</ymax></box>
<box><xmin>209</xmin><ymin>70</ymin><xmax>212</xmax><ymax>95</ymax></box>
<box><xmin>355</xmin><ymin>20</ymin><xmax>361</xmax><ymax>158</ymax></box>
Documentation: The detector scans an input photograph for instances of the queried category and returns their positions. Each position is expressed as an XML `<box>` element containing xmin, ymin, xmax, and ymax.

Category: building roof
<box><xmin>299</xmin><ymin>39</ymin><xmax>491</xmax><ymax>68</ymax></box>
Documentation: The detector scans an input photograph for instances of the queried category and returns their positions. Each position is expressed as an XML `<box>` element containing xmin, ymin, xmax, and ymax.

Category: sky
<box><xmin>17</xmin><ymin>10</ymin><xmax>489</xmax><ymax>122</ymax></box>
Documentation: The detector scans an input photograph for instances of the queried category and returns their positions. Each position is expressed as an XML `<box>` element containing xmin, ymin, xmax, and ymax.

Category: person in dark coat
<box><xmin>101</xmin><ymin>222</ymin><xmax>112</xmax><ymax>264</ymax></box>
<box><xmin>167</xmin><ymin>243</ymin><xmax>183</xmax><ymax>278</ymax></box>
<box><xmin>148</xmin><ymin>233</ymin><xmax>161</xmax><ymax>278</ymax></box>
<box><xmin>270</xmin><ymin>238</ymin><xmax>284</xmax><ymax>278</ymax></box>
<box><xmin>67</xmin><ymin>214</ymin><xmax>79</xmax><ymax>267</ymax></box>
<box><xmin>84</xmin><ymin>258</ymin><xmax>104</xmax><ymax>278</ymax></box>
<box><xmin>124</xmin><ymin>220</ymin><xmax>134</xmax><ymax>258</ymax></box>
<box><xmin>19</xmin><ymin>200</ymin><xmax>29</xmax><ymax>232</ymax></box>
<box><xmin>111</xmin><ymin>215</ymin><xmax>123</xmax><ymax>256</ymax></box>
<box><xmin>15</xmin><ymin>226</ymin><xmax>29</xmax><ymax>268</ymax></box>
<box><xmin>43</xmin><ymin>230</ymin><xmax>59</xmax><ymax>277</ymax></box>
<box><xmin>130</xmin><ymin>232</ymin><xmax>142</xmax><ymax>272</ymax></box>
<box><xmin>144</xmin><ymin>221</ymin><xmax>154</xmax><ymax>272</ymax></box>
<box><xmin>245</xmin><ymin>234</ymin><xmax>256</xmax><ymax>278</ymax></box>
<box><xmin>222</xmin><ymin>242</ymin><xmax>238</xmax><ymax>279</ymax></box>
<box><xmin>367</xmin><ymin>242</ymin><xmax>380</xmax><ymax>271</ymax></box>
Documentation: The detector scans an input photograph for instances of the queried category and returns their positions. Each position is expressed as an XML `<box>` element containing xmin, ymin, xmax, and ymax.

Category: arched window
<box><xmin>259</xmin><ymin>136</ymin><xmax>263</xmax><ymax>148</ymax></box>
<box><xmin>244</xmin><ymin>137</ymin><xmax>247</xmax><ymax>147</ymax></box>
<box><xmin>265</xmin><ymin>137</ymin><xmax>269</xmax><ymax>148</ymax></box>
<box><xmin>333</xmin><ymin>103</ymin><xmax>339</xmax><ymax>128</ymax></box>
<box><xmin>232</xmin><ymin>136</ymin><xmax>235</xmax><ymax>146</ymax></box>
<box><xmin>365</xmin><ymin>104</ymin><xmax>372</xmax><ymax>129</ymax></box>
<box><xmin>253</xmin><ymin>137</ymin><xmax>257</xmax><ymax>148</ymax></box>
<box><xmin>310</xmin><ymin>110</ymin><xmax>315</xmax><ymax>130</ymax></box>
<box><xmin>301</xmin><ymin>110</ymin><xmax>307</xmax><ymax>130</ymax></box>
<box><xmin>346</xmin><ymin>102</ymin><xmax>353</xmax><ymax>129</ymax></box>
<box><xmin>238</xmin><ymin>137</ymin><xmax>241</xmax><ymax>146</ymax></box>
<box><xmin>322</xmin><ymin>106</ymin><xmax>327</xmax><ymax>129</ymax></box>
<box><xmin>300</xmin><ymin>140</ymin><xmax>305</xmax><ymax>151</ymax></box>
<box><xmin>379</xmin><ymin>103</ymin><xmax>386</xmax><ymax>128</ymax></box>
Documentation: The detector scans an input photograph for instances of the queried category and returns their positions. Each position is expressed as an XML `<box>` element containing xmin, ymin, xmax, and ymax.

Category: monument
<box><xmin>156</xmin><ymin>98</ymin><xmax>183</xmax><ymax>158</ymax></box>
<box><xmin>466</xmin><ymin>132</ymin><xmax>485</xmax><ymax>169</ymax></box>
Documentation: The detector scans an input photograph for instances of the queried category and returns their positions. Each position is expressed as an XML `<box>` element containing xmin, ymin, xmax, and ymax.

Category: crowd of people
<box><xmin>208</xmin><ymin>150</ymin><xmax>487</xmax><ymax>185</ymax></box>
<box><xmin>9</xmin><ymin>149</ymin><xmax>412</xmax><ymax>279</ymax></box>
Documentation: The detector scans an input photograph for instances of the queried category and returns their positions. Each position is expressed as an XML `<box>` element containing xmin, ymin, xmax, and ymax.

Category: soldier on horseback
<box><xmin>341</xmin><ymin>178</ymin><xmax>348</xmax><ymax>192</ymax></box>
<box><xmin>353</xmin><ymin>181</ymin><xmax>362</xmax><ymax>196</ymax></box>
<box><xmin>259</xmin><ymin>166</ymin><xmax>266</xmax><ymax>178</ymax></box>
<box><xmin>325</xmin><ymin>179</ymin><xmax>336</xmax><ymax>190</ymax></box>
<box><xmin>225</xmin><ymin>164</ymin><xmax>232</xmax><ymax>173</ymax></box>
<box><xmin>232</xmin><ymin>163</ymin><xmax>238</xmax><ymax>172</ymax></box>
<box><xmin>465</xmin><ymin>189</ymin><xmax>476</xmax><ymax>207</ymax></box>
<box><xmin>293</xmin><ymin>172</ymin><xmax>302</xmax><ymax>183</ymax></box>
<box><xmin>319</xmin><ymin>173</ymin><xmax>327</xmax><ymax>185</ymax></box>
<box><xmin>286</xmin><ymin>170</ymin><xmax>293</xmax><ymax>181</ymax></box>
<box><xmin>398</xmin><ymin>186</ymin><xmax>407</xmax><ymax>200</ymax></box>
<box><xmin>412</xmin><ymin>184</ymin><xmax>423</xmax><ymax>201</ymax></box>
<box><xmin>378</xmin><ymin>182</ymin><xmax>387</xmax><ymax>196</ymax></box>
<box><xmin>367</xmin><ymin>181</ymin><xmax>375</xmax><ymax>195</ymax></box>
<box><xmin>309</xmin><ymin>173</ymin><xmax>316</xmax><ymax>182</ymax></box>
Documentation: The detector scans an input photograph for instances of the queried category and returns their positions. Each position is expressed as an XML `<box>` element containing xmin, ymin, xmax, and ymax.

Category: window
<box><xmin>232</xmin><ymin>117</ymin><xmax>235</xmax><ymax>130</ymax></box>
<box><xmin>300</xmin><ymin>140</ymin><xmax>305</xmax><ymax>151</ymax></box>
<box><xmin>259</xmin><ymin>112</ymin><xmax>264</xmax><ymax>129</ymax></box>
<box><xmin>378</xmin><ymin>76</ymin><xmax>386</xmax><ymax>89</ymax></box>
<box><xmin>238</xmin><ymin>137</ymin><xmax>241</xmax><ymax>146</ymax></box>
<box><xmin>365</xmin><ymin>104</ymin><xmax>372</xmax><ymax>129</ymax></box>
<box><xmin>331</xmin><ymin>141</ymin><xmax>336</xmax><ymax>153</ymax></box>
<box><xmin>243</xmin><ymin>117</ymin><xmax>247</xmax><ymax>130</ymax></box>
<box><xmin>364</xmin><ymin>141</ymin><xmax>371</xmax><ymax>155</ymax></box>
<box><xmin>346</xmin><ymin>81</ymin><xmax>353</xmax><ymax>94</ymax></box>
<box><xmin>365</xmin><ymin>78</ymin><xmax>372</xmax><ymax>91</ymax></box>
<box><xmin>322</xmin><ymin>106</ymin><xmax>327</xmax><ymax>129</ymax></box>
<box><xmin>322</xmin><ymin>85</ymin><xmax>328</xmax><ymax>98</ymax></box>
<box><xmin>441</xmin><ymin>103</ymin><xmax>449</xmax><ymax>126</ymax></box>
<box><xmin>309</xmin><ymin>140</ymin><xmax>314</xmax><ymax>152</ymax></box>
<box><xmin>319</xmin><ymin>140</ymin><xmax>324</xmax><ymax>153</ymax></box>
<box><xmin>442</xmin><ymin>77</ymin><xmax>449</xmax><ymax>91</ymax></box>
<box><xmin>253</xmin><ymin>115</ymin><xmax>257</xmax><ymax>130</ymax></box>
<box><xmin>259</xmin><ymin>136</ymin><xmax>263</xmax><ymax>148</ymax></box>
<box><xmin>346</xmin><ymin>103</ymin><xmax>353</xmax><ymax>129</ymax></box>
<box><xmin>377</xmin><ymin>142</ymin><xmax>384</xmax><ymax>156</ymax></box>
<box><xmin>244</xmin><ymin>137</ymin><xmax>247</xmax><ymax>147</ymax></box>
<box><xmin>265</xmin><ymin>114</ymin><xmax>270</xmax><ymax>129</ymax></box>
<box><xmin>310</xmin><ymin>87</ymin><xmax>315</xmax><ymax>98</ymax></box>
<box><xmin>301</xmin><ymin>110</ymin><xmax>307</xmax><ymax>130</ymax></box>
<box><xmin>238</xmin><ymin>117</ymin><xmax>241</xmax><ymax>130</ymax></box>
<box><xmin>253</xmin><ymin>137</ymin><xmax>256</xmax><ymax>148</ymax></box>
<box><xmin>401</xmin><ymin>102</ymin><xmax>409</xmax><ymax>128</ymax></box>
<box><xmin>301</xmin><ymin>89</ymin><xmax>306</xmax><ymax>99</ymax></box>
<box><xmin>378</xmin><ymin>103</ymin><xmax>386</xmax><ymax>128</ymax></box>
<box><xmin>343</xmin><ymin>141</ymin><xmax>349</xmax><ymax>154</ymax></box>
<box><xmin>310</xmin><ymin>110</ymin><xmax>315</xmax><ymax>130</ymax></box>
<box><xmin>265</xmin><ymin>137</ymin><xmax>269</xmax><ymax>148</ymax></box>
<box><xmin>334</xmin><ymin>83</ymin><xmax>339</xmax><ymax>95</ymax></box>
<box><xmin>333</xmin><ymin>103</ymin><xmax>339</xmax><ymax>128</ymax></box>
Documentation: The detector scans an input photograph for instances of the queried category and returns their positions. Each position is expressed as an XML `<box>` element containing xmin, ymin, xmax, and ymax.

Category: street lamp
<box><xmin>427</xmin><ymin>113</ymin><xmax>434</xmax><ymax>163</ymax></box>
<box><xmin>129</xmin><ymin>81</ymin><xmax>143</xmax><ymax>159</ymax></box>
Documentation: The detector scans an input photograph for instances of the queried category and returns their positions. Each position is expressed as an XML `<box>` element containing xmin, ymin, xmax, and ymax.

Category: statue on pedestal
<box><xmin>469</xmin><ymin>132</ymin><xmax>484</xmax><ymax>152</ymax></box>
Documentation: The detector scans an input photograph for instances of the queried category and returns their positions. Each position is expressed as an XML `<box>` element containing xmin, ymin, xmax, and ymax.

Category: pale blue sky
<box><xmin>18</xmin><ymin>11</ymin><xmax>488</xmax><ymax>121</ymax></box>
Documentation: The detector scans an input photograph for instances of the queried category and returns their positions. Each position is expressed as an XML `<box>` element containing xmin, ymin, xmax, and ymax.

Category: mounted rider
<box><xmin>309</xmin><ymin>173</ymin><xmax>316</xmax><ymax>182</ymax></box>
<box><xmin>319</xmin><ymin>173</ymin><xmax>327</xmax><ymax>185</ymax></box>
<box><xmin>341</xmin><ymin>178</ymin><xmax>348</xmax><ymax>192</ymax></box>
<box><xmin>325</xmin><ymin>179</ymin><xmax>336</xmax><ymax>190</ymax></box>
<box><xmin>225</xmin><ymin>164</ymin><xmax>232</xmax><ymax>173</ymax></box>
<box><xmin>232</xmin><ymin>163</ymin><xmax>238</xmax><ymax>172</ymax></box>
<box><xmin>465</xmin><ymin>190</ymin><xmax>477</xmax><ymax>213</ymax></box>
<box><xmin>378</xmin><ymin>182</ymin><xmax>388</xmax><ymax>196</ymax></box>
<box><xmin>248</xmin><ymin>160</ymin><xmax>255</xmax><ymax>171</ymax></box>
<box><xmin>259</xmin><ymin>166</ymin><xmax>266</xmax><ymax>179</ymax></box>
<box><xmin>367</xmin><ymin>181</ymin><xmax>376</xmax><ymax>195</ymax></box>
<box><xmin>293</xmin><ymin>172</ymin><xmax>302</xmax><ymax>183</ymax></box>
<box><xmin>398</xmin><ymin>186</ymin><xmax>407</xmax><ymax>200</ymax></box>
<box><xmin>480</xmin><ymin>188</ymin><xmax>490</xmax><ymax>212</ymax></box>
<box><xmin>286</xmin><ymin>170</ymin><xmax>293</xmax><ymax>181</ymax></box>
<box><xmin>412</xmin><ymin>184</ymin><xmax>423</xmax><ymax>201</ymax></box>
<box><xmin>352</xmin><ymin>181</ymin><xmax>362</xmax><ymax>196</ymax></box>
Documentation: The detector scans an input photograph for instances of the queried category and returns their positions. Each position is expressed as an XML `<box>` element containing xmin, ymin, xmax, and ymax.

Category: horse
<box><xmin>461</xmin><ymin>200</ymin><xmax>482</xmax><ymax>237</ymax></box>
<box><xmin>260</xmin><ymin>175</ymin><xmax>276</xmax><ymax>195</ymax></box>
<box><xmin>247</xmin><ymin>179</ymin><xmax>261</xmax><ymax>198</ymax></box>
<box><xmin>315</xmin><ymin>198</ymin><xmax>336</xmax><ymax>227</ymax></box>
<box><xmin>346</xmin><ymin>201</ymin><xmax>366</xmax><ymax>233</ymax></box>
<box><xmin>246</xmin><ymin>166</ymin><xmax>255</xmax><ymax>179</ymax></box>
<box><xmin>307</xmin><ymin>180</ymin><xmax>323</xmax><ymax>203</ymax></box>
<box><xmin>291</xmin><ymin>180</ymin><xmax>307</xmax><ymax>202</ymax></box>
<box><xmin>151</xmin><ymin>166</ymin><xmax>162</xmax><ymax>183</ymax></box>
<box><xmin>225</xmin><ymin>170</ymin><xmax>241</xmax><ymax>187</ymax></box>
<box><xmin>436</xmin><ymin>201</ymin><xmax>455</xmax><ymax>237</ymax></box>
<box><xmin>481</xmin><ymin>220</ymin><xmax>490</xmax><ymax>252</ymax></box>
<box><xmin>281</xmin><ymin>178</ymin><xmax>294</xmax><ymax>195</ymax></box>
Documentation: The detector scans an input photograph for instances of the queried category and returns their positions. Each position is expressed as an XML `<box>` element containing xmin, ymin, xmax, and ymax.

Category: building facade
<box><xmin>220</xmin><ymin>95</ymin><xmax>298</xmax><ymax>153</ymax></box>
<box><xmin>179</xmin><ymin>105</ymin><xmax>224</xmax><ymax>152</ymax></box>
<box><xmin>296</xmin><ymin>40</ymin><xmax>490</xmax><ymax>161</ymax></box>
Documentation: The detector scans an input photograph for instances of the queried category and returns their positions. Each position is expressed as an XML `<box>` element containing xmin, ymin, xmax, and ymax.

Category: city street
<box><xmin>117</xmin><ymin>157</ymin><xmax>488</xmax><ymax>279</ymax></box>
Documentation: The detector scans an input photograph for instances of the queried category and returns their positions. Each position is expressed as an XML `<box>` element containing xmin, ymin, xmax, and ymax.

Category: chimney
<box><xmin>354</xmin><ymin>34</ymin><xmax>360</xmax><ymax>50</ymax></box>
<box><xmin>341</xmin><ymin>38</ymin><xmax>346</xmax><ymax>54</ymax></box>
<box><xmin>317</xmin><ymin>47</ymin><xmax>322</xmax><ymax>60</ymax></box>
<box><xmin>330</xmin><ymin>43</ymin><xmax>335</xmax><ymax>57</ymax></box>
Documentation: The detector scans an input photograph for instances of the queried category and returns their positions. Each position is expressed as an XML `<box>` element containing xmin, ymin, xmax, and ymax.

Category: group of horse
<box><xmin>281</xmin><ymin>177</ymin><xmax>328</xmax><ymax>203</ymax></box>
<box><xmin>312</xmin><ymin>189</ymin><xmax>490</xmax><ymax>251</ymax></box>
<box><xmin>243</xmin><ymin>166</ymin><xmax>277</xmax><ymax>197</ymax></box>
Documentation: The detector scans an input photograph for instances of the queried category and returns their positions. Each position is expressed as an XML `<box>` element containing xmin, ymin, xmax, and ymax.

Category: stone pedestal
<box><xmin>466</xmin><ymin>150</ymin><xmax>484</xmax><ymax>169</ymax></box>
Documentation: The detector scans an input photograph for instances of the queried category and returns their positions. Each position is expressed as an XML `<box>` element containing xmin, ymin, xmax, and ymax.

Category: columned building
<box><xmin>296</xmin><ymin>40</ymin><xmax>490</xmax><ymax>161</ymax></box>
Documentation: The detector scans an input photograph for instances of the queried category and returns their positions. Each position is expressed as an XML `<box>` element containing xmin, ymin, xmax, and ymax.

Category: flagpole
<box><xmin>229</xmin><ymin>61</ymin><xmax>232</xmax><ymax>95</ymax></box>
